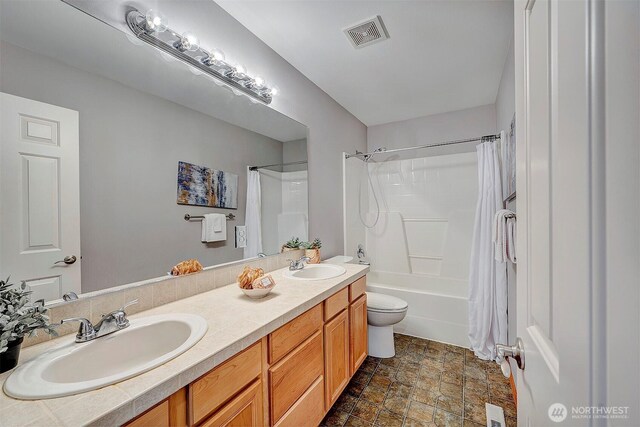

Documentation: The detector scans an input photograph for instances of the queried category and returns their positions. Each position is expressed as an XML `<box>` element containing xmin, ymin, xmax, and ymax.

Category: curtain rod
<box><xmin>344</xmin><ymin>134</ymin><xmax>501</xmax><ymax>160</ymax></box>
<box><xmin>249</xmin><ymin>160</ymin><xmax>308</xmax><ymax>171</ymax></box>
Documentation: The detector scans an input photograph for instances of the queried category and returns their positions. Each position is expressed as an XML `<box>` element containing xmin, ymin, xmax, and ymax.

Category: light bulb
<box><xmin>253</xmin><ymin>76</ymin><xmax>264</xmax><ymax>88</ymax></box>
<box><xmin>212</xmin><ymin>49</ymin><xmax>225</xmax><ymax>62</ymax></box>
<box><xmin>144</xmin><ymin>10</ymin><xmax>168</xmax><ymax>33</ymax></box>
<box><xmin>269</xmin><ymin>87</ymin><xmax>278</xmax><ymax>97</ymax></box>
<box><xmin>203</xmin><ymin>48</ymin><xmax>226</xmax><ymax>67</ymax></box>
<box><xmin>178</xmin><ymin>32</ymin><xmax>200</xmax><ymax>52</ymax></box>
<box><xmin>234</xmin><ymin>64</ymin><xmax>246</xmax><ymax>76</ymax></box>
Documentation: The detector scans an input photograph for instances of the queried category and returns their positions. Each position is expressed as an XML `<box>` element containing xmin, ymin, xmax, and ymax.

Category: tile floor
<box><xmin>321</xmin><ymin>333</ymin><xmax>516</xmax><ymax>427</ymax></box>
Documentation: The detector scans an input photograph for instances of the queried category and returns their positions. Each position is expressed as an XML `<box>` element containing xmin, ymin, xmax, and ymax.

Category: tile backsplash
<box><xmin>24</xmin><ymin>251</ymin><xmax>304</xmax><ymax>349</ymax></box>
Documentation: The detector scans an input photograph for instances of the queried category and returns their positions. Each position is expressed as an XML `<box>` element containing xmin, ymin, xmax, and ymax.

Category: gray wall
<box><xmin>282</xmin><ymin>139</ymin><xmax>308</xmax><ymax>172</ymax></box>
<box><xmin>0</xmin><ymin>42</ymin><xmax>284</xmax><ymax>292</ymax></box>
<box><xmin>367</xmin><ymin>104</ymin><xmax>497</xmax><ymax>155</ymax></box>
<box><xmin>184</xmin><ymin>2</ymin><xmax>367</xmax><ymax>257</ymax></box>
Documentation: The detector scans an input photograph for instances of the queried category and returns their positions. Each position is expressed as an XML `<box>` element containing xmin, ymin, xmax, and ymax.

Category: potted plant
<box><xmin>0</xmin><ymin>277</ymin><xmax>57</xmax><ymax>373</ymax></box>
<box><xmin>281</xmin><ymin>237</ymin><xmax>302</xmax><ymax>253</ymax></box>
<box><xmin>301</xmin><ymin>238</ymin><xmax>322</xmax><ymax>264</ymax></box>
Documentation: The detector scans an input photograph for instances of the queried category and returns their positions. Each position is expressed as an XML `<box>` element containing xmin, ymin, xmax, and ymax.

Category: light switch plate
<box><xmin>235</xmin><ymin>225</ymin><xmax>247</xmax><ymax>248</ymax></box>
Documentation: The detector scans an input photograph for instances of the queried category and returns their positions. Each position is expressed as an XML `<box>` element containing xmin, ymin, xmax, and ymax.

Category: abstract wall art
<box><xmin>177</xmin><ymin>161</ymin><xmax>238</xmax><ymax>209</ymax></box>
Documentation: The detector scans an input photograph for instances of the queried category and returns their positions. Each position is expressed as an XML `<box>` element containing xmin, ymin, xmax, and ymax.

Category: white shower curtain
<box><xmin>244</xmin><ymin>168</ymin><xmax>263</xmax><ymax>258</ymax></box>
<box><xmin>468</xmin><ymin>139</ymin><xmax>508</xmax><ymax>361</ymax></box>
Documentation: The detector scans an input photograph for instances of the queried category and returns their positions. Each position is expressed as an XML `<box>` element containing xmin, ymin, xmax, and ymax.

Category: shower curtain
<box><xmin>468</xmin><ymin>139</ymin><xmax>508</xmax><ymax>361</ymax></box>
<box><xmin>244</xmin><ymin>168</ymin><xmax>263</xmax><ymax>258</ymax></box>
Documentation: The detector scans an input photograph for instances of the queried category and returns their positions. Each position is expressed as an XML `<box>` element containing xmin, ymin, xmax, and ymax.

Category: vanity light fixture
<box><xmin>126</xmin><ymin>8</ymin><xmax>276</xmax><ymax>104</ymax></box>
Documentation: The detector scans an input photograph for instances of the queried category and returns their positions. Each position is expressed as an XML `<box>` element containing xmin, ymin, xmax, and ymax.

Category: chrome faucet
<box><xmin>288</xmin><ymin>256</ymin><xmax>311</xmax><ymax>271</ymax></box>
<box><xmin>61</xmin><ymin>299</ymin><xmax>138</xmax><ymax>343</ymax></box>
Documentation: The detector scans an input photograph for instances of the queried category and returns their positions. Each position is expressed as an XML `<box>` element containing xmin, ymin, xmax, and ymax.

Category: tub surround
<box><xmin>0</xmin><ymin>262</ymin><xmax>369</xmax><ymax>426</ymax></box>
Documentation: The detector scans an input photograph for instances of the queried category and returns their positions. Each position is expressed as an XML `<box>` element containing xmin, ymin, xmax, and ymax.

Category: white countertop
<box><xmin>0</xmin><ymin>263</ymin><xmax>368</xmax><ymax>427</ymax></box>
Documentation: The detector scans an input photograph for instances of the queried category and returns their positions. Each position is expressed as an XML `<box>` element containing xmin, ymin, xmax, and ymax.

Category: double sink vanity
<box><xmin>0</xmin><ymin>262</ymin><xmax>369</xmax><ymax>426</ymax></box>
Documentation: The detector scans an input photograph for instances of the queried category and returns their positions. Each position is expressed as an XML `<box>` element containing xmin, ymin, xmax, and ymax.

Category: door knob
<box><xmin>54</xmin><ymin>255</ymin><xmax>77</xmax><ymax>265</ymax></box>
<box><xmin>496</xmin><ymin>337</ymin><xmax>525</xmax><ymax>370</ymax></box>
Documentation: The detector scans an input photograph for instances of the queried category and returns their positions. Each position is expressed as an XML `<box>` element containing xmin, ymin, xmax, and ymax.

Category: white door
<box><xmin>1</xmin><ymin>93</ymin><xmax>80</xmax><ymax>302</ymax></box>
<box><xmin>513</xmin><ymin>0</ymin><xmax>608</xmax><ymax>424</ymax></box>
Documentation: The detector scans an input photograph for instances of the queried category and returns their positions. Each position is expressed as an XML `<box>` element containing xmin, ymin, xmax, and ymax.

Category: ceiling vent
<box><xmin>344</xmin><ymin>16</ymin><xmax>389</xmax><ymax>49</ymax></box>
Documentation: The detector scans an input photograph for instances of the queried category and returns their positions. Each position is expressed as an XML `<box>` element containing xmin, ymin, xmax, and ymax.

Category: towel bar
<box><xmin>184</xmin><ymin>213</ymin><xmax>235</xmax><ymax>221</ymax></box>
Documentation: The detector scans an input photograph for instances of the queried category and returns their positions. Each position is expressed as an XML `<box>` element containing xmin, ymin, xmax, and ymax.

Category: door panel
<box><xmin>516</xmin><ymin>0</ymin><xmax>594</xmax><ymax>424</ymax></box>
<box><xmin>1</xmin><ymin>93</ymin><xmax>80</xmax><ymax>301</ymax></box>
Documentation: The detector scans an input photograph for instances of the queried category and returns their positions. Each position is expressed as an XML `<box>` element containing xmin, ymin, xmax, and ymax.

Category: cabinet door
<box><xmin>324</xmin><ymin>309</ymin><xmax>349</xmax><ymax>410</ymax></box>
<box><xmin>200</xmin><ymin>380</ymin><xmax>263</xmax><ymax>427</ymax></box>
<box><xmin>349</xmin><ymin>295</ymin><xmax>368</xmax><ymax>375</ymax></box>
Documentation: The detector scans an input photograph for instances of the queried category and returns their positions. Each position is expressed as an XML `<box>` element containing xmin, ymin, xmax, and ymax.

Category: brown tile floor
<box><xmin>321</xmin><ymin>333</ymin><xmax>516</xmax><ymax>427</ymax></box>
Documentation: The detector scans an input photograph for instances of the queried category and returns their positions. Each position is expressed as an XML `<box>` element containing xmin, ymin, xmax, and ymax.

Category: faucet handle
<box><xmin>121</xmin><ymin>299</ymin><xmax>139</xmax><ymax>312</ymax></box>
<box><xmin>108</xmin><ymin>299</ymin><xmax>137</xmax><ymax>327</ymax></box>
<box><xmin>60</xmin><ymin>317</ymin><xmax>96</xmax><ymax>343</ymax></box>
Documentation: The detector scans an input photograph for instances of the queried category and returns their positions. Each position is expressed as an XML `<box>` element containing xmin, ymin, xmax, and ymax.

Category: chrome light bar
<box><xmin>126</xmin><ymin>9</ymin><xmax>276</xmax><ymax>104</ymax></box>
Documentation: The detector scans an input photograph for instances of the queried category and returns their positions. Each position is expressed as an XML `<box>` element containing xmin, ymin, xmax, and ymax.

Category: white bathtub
<box><xmin>366</xmin><ymin>270</ymin><xmax>470</xmax><ymax>347</ymax></box>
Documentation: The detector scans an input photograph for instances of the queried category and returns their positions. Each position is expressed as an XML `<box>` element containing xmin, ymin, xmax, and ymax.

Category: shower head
<box><xmin>364</xmin><ymin>147</ymin><xmax>387</xmax><ymax>162</ymax></box>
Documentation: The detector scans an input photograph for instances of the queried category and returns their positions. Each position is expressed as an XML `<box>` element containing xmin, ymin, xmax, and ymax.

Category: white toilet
<box><xmin>366</xmin><ymin>292</ymin><xmax>409</xmax><ymax>358</ymax></box>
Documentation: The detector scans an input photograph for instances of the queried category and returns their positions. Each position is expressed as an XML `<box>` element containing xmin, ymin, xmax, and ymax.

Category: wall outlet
<box><xmin>235</xmin><ymin>225</ymin><xmax>247</xmax><ymax>248</ymax></box>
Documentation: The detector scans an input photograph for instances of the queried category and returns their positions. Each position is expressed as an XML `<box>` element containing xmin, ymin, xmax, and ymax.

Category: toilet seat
<box><xmin>366</xmin><ymin>292</ymin><xmax>408</xmax><ymax>313</ymax></box>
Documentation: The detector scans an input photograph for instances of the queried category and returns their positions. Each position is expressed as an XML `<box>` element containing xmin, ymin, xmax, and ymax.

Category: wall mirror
<box><xmin>0</xmin><ymin>0</ymin><xmax>308</xmax><ymax>303</ymax></box>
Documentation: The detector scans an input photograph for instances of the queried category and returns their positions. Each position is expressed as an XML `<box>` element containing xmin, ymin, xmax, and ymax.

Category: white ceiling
<box><xmin>216</xmin><ymin>0</ymin><xmax>513</xmax><ymax>126</ymax></box>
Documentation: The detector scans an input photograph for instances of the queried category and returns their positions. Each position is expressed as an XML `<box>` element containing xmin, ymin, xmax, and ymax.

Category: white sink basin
<box><xmin>283</xmin><ymin>264</ymin><xmax>347</xmax><ymax>281</ymax></box>
<box><xmin>4</xmin><ymin>314</ymin><xmax>207</xmax><ymax>399</ymax></box>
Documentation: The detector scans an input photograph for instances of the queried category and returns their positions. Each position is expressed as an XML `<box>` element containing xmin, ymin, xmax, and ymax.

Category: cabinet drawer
<box><xmin>191</xmin><ymin>341</ymin><xmax>262</xmax><ymax>424</ymax></box>
<box><xmin>269</xmin><ymin>304</ymin><xmax>322</xmax><ymax>363</ymax></box>
<box><xmin>125</xmin><ymin>400</ymin><xmax>169</xmax><ymax>427</ymax></box>
<box><xmin>324</xmin><ymin>287</ymin><xmax>349</xmax><ymax>321</ymax></box>
<box><xmin>199</xmin><ymin>379</ymin><xmax>263</xmax><ymax>427</ymax></box>
<box><xmin>349</xmin><ymin>276</ymin><xmax>366</xmax><ymax>302</ymax></box>
<box><xmin>274</xmin><ymin>376</ymin><xmax>325</xmax><ymax>427</ymax></box>
<box><xmin>269</xmin><ymin>330</ymin><xmax>324</xmax><ymax>425</ymax></box>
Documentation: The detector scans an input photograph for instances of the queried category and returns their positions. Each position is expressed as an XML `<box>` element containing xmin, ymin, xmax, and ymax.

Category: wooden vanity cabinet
<box><xmin>123</xmin><ymin>275</ymin><xmax>368</xmax><ymax>427</ymax></box>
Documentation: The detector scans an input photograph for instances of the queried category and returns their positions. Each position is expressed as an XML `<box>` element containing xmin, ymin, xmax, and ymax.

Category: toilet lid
<box><xmin>366</xmin><ymin>292</ymin><xmax>408</xmax><ymax>313</ymax></box>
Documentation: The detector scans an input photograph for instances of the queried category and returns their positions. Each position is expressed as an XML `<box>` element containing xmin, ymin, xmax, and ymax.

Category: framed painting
<box><xmin>177</xmin><ymin>161</ymin><xmax>238</xmax><ymax>209</ymax></box>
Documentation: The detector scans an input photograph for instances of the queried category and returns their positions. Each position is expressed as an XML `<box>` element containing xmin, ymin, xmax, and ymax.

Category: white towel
<box><xmin>202</xmin><ymin>213</ymin><xmax>226</xmax><ymax>242</ymax></box>
<box><xmin>507</xmin><ymin>217</ymin><xmax>517</xmax><ymax>263</ymax></box>
<box><xmin>493</xmin><ymin>209</ymin><xmax>515</xmax><ymax>263</ymax></box>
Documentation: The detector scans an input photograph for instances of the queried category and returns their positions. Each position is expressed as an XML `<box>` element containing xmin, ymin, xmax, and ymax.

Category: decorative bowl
<box><xmin>240</xmin><ymin>285</ymin><xmax>275</xmax><ymax>299</ymax></box>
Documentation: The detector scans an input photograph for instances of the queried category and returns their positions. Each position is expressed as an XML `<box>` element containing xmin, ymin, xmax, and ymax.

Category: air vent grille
<box><xmin>344</xmin><ymin>16</ymin><xmax>389</xmax><ymax>49</ymax></box>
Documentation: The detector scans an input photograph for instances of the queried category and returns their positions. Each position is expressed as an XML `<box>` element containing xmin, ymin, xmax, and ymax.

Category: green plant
<box><xmin>283</xmin><ymin>237</ymin><xmax>302</xmax><ymax>249</ymax></box>
<box><xmin>301</xmin><ymin>238</ymin><xmax>322</xmax><ymax>250</ymax></box>
<box><xmin>0</xmin><ymin>277</ymin><xmax>57</xmax><ymax>353</ymax></box>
